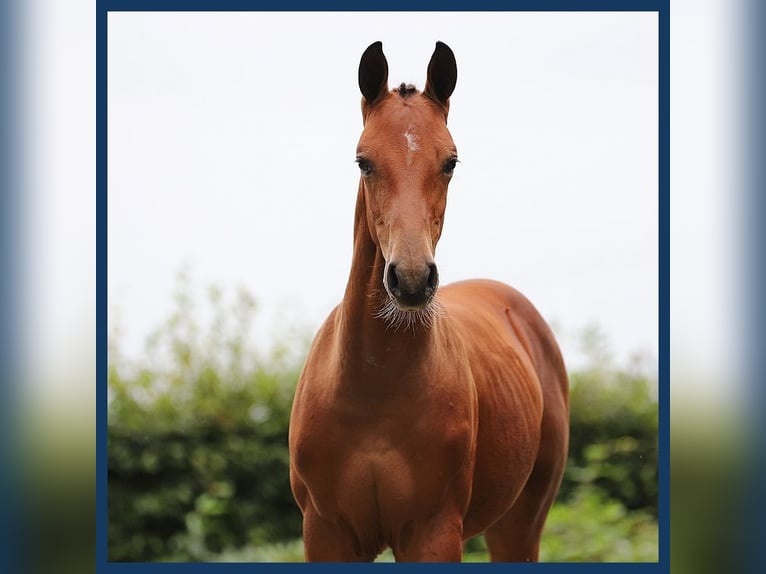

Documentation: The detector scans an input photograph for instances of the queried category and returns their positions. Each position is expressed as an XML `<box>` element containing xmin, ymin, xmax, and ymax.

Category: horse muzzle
<box><xmin>384</xmin><ymin>261</ymin><xmax>439</xmax><ymax>309</ymax></box>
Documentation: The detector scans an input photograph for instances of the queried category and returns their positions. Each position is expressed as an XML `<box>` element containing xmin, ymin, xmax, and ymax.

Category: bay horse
<box><xmin>288</xmin><ymin>41</ymin><xmax>569</xmax><ymax>562</ymax></box>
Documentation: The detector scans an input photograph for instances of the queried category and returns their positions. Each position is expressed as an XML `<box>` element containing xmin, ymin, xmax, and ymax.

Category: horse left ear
<box><xmin>424</xmin><ymin>41</ymin><xmax>457</xmax><ymax>110</ymax></box>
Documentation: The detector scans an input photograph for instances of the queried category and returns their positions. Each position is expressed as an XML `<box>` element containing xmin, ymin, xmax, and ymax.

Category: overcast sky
<box><xmin>108</xmin><ymin>11</ymin><xmax>658</xmax><ymax>371</ymax></box>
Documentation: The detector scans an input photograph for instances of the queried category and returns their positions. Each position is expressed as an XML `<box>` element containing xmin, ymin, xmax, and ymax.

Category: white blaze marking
<box><xmin>404</xmin><ymin>126</ymin><xmax>419</xmax><ymax>153</ymax></box>
<box><xmin>404</xmin><ymin>125</ymin><xmax>419</xmax><ymax>166</ymax></box>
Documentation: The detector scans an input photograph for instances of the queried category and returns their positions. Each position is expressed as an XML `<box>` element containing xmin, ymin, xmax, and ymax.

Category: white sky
<box><xmin>107</xmin><ymin>11</ymin><xmax>658</xmax><ymax>371</ymax></box>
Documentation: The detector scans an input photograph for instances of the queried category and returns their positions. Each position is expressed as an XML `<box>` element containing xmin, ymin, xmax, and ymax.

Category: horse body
<box><xmin>289</xmin><ymin>41</ymin><xmax>568</xmax><ymax>562</ymax></box>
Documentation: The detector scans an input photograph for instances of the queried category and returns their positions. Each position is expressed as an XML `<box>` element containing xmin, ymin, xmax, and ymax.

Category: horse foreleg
<box><xmin>302</xmin><ymin>507</ymin><xmax>376</xmax><ymax>562</ymax></box>
<box><xmin>391</xmin><ymin>513</ymin><xmax>464</xmax><ymax>562</ymax></box>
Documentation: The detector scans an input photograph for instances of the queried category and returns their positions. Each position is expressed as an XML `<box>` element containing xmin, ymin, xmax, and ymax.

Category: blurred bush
<box><xmin>540</xmin><ymin>484</ymin><xmax>657</xmax><ymax>561</ymax></box>
<box><xmin>560</xmin><ymin>325</ymin><xmax>658</xmax><ymax>516</ymax></box>
<box><xmin>108</xmin><ymin>280</ymin><xmax>658</xmax><ymax>561</ymax></box>
<box><xmin>108</xmin><ymin>277</ymin><xmax>307</xmax><ymax>561</ymax></box>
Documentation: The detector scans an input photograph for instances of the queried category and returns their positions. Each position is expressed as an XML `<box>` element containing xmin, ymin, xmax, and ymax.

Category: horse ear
<box><xmin>424</xmin><ymin>41</ymin><xmax>457</xmax><ymax>108</ymax></box>
<box><xmin>358</xmin><ymin>41</ymin><xmax>389</xmax><ymax>105</ymax></box>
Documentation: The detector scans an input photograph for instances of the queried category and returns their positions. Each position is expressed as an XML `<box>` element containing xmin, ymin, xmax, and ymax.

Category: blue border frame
<box><xmin>657</xmin><ymin>3</ymin><xmax>669</xmax><ymax>570</ymax></box>
<box><xmin>104</xmin><ymin>1</ymin><xmax>661</xmax><ymax>10</ymax></box>
<box><xmin>1</xmin><ymin>0</ymin><xmax>21</xmax><ymax>572</ymax></box>
<box><xmin>746</xmin><ymin>0</ymin><xmax>766</xmax><ymax>567</ymax></box>
<box><xmin>97</xmin><ymin>1</ymin><xmax>669</xmax><ymax>572</ymax></box>
<box><xmin>97</xmin><ymin>0</ymin><xmax>109</xmax><ymax>569</ymax></box>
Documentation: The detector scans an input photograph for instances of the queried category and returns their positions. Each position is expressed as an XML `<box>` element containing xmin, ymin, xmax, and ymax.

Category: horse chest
<box><xmin>291</xmin><ymin>393</ymin><xmax>475</xmax><ymax>528</ymax></box>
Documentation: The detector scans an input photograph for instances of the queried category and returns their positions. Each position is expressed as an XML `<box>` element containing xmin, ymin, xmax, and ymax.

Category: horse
<box><xmin>288</xmin><ymin>41</ymin><xmax>569</xmax><ymax>562</ymax></box>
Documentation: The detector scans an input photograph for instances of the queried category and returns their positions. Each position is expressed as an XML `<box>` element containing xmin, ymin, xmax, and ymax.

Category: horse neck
<box><xmin>337</xmin><ymin>182</ymin><xmax>435</xmax><ymax>374</ymax></box>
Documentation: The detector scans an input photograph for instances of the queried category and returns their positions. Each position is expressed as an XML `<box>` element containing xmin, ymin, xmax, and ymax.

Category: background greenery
<box><xmin>108</xmin><ymin>278</ymin><xmax>658</xmax><ymax>562</ymax></box>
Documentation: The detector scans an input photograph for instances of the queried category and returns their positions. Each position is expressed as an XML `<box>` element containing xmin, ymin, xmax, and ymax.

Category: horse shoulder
<box><xmin>440</xmin><ymin>281</ymin><xmax>545</xmax><ymax>408</ymax></box>
<box><xmin>439</xmin><ymin>281</ymin><xmax>556</xmax><ymax>455</ymax></box>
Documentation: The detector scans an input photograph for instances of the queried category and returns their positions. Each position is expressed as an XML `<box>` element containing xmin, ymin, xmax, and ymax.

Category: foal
<box><xmin>289</xmin><ymin>41</ymin><xmax>569</xmax><ymax>562</ymax></box>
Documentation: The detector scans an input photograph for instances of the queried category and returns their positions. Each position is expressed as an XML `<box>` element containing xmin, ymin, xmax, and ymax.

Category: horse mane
<box><xmin>395</xmin><ymin>82</ymin><xmax>418</xmax><ymax>98</ymax></box>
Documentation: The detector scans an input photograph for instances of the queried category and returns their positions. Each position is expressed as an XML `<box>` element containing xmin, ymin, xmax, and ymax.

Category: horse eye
<box><xmin>442</xmin><ymin>157</ymin><xmax>458</xmax><ymax>175</ymax></box>
<box><xmin>356</xmin><ymin>157</ymin><xmax>373</xmax><ymax>175</ymax></box>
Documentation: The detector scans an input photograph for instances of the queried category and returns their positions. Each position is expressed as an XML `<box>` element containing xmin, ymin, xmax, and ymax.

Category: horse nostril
<box><xmin>426</xmin><ymin>263</ymin><xmax>439</xmax><ymax>293</ymax></box>
<box><xmin>386</xmin><ymin>264</ymin><xmax>401</xmax><ymax>295</ymax></box>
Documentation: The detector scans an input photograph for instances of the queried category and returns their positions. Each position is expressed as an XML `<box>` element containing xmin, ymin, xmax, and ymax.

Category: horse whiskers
<box><xmin>374</xmin><ymin>295</ymin><xmax>444</xmax><ymax>332</ymax></box>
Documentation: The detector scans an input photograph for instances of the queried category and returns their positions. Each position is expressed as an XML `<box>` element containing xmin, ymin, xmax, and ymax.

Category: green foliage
<box><xmin>108</xmin><ymin>280</ymin><xmax>658</xmax><ymax>562</ymax></box>
<box><xmin>108</xmin><ymin>277</ymin><xmax>307</xmax><ymax>561</ymax></box>
<box><xmin>540</xmin><ymin>485</ymin><xmax>658</xmax><ymax>561</ymax></box>
<box><xmin>560</xmin><ymin>326</ymin><xmax>658</xmax><ymax>515</ymax></box>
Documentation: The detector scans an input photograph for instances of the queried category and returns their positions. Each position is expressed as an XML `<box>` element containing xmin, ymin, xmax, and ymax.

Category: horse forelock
<box><xmin>395</xmin><ymin>83</ymin><xmax>418</xmax><ymax>98</ymax></box>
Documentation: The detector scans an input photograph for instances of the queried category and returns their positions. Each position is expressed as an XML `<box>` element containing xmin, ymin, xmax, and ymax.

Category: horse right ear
<box><xmin>359</xmin><ymin>41</ymin><xmax>389</xmax><ymax>107</ymax></box>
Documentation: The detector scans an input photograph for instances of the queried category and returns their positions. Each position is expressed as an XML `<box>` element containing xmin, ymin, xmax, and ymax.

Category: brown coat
<box><xmin>289</xmin><ymin>41</ymin><xmax>568</xmax><ymax>562</ymax></box>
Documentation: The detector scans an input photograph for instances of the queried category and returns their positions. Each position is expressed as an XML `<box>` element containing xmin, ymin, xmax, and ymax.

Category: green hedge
<box><xmin>562</xmin><ymin>358</ymin><xmax>658</xmax><ymax>514</ymax></box>
<box><xmin>108</xmin><ymin>282</ymin><xmax>306</xmax><ymax>561</ymax></box>
<box><xmin>108</xmin><ymin>281</ymin><xmax>657</xmax><ymax>561</ymax></box>
<box><xmin>108</xmin><ymin>384</ymin><xmax>301</xmax><ymax>560</ymax></box>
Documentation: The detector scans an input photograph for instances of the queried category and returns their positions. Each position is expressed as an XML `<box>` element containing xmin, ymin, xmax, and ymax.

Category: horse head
<box><xmin>356</xmin><ymin>41</ymin><xmax>458</xmax><ymax>315</ymax></box>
